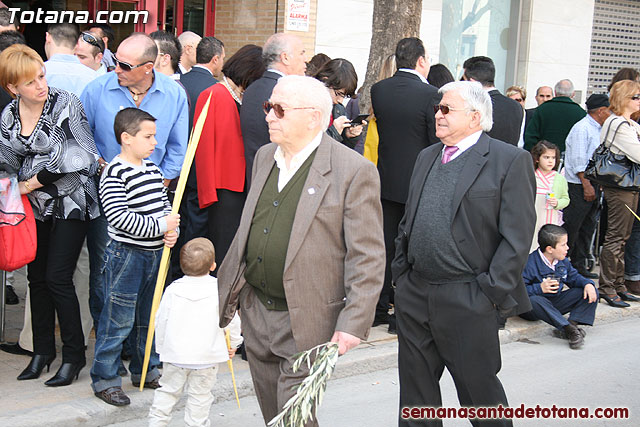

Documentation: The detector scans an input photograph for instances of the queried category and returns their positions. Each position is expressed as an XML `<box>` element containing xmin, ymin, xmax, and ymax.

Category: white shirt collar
<box><xmin>268</xmin><ymin>68</ymin><xmax>286</xmax><ymax>78</ymax></box>
<box><xmin>178</xmin><ymin>63</ymin><xmax>189</xmax><ymax>74</ymax></box>
<box><xmin>398</xmin><ymin>68</ymin><xmax>428</xmax><ymax>84</ymax></box>
<box><xmin>273</xmin><ymin>131</ymin><xmax>322</xmax><ymax>192</ymax></box>
<box><xmin>441</xmin><ymin>130</ymin><xmax>482</xmax><ymax>161</ymax></box>
<box><xmin>538</xmin><ymin>249</ymin><xmax>558</xmax><ymax>270</ymax></box>
<box><xmin>193</xmin><ymin>64</ymin><xmax>213</xmax><ymax>75</ymax></box>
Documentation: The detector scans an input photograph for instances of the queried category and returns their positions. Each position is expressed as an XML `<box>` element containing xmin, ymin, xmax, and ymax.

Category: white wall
<box><xmin>315</xmin><ymin>0</ymin><xmax>443</xmax><ymax>89</ymax></box>
<box><xmin>519</xmin><ymin>0</ymin><xmax>595</xmax><ymax>108</ymax></box>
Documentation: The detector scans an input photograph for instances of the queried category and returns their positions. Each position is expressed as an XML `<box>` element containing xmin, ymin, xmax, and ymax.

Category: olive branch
<box><xmin>268</xmin><ymin>342</ymin><xmax>340</xmax><ymax>427</ymax></box>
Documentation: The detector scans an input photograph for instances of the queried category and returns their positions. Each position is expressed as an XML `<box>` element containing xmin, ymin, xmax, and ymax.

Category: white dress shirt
<box><xmin>273</xmin><ymin>131</ymin><xmax>322</xmax><ymax>192</ymax></box>
<box><xmin>398</xmin><ymin>68</ymin><xmax>428</xmax><ymax>84</ymax></box>
<box><xmin>443</xmin><ymin>130</ymin><xmax>482</xmax><ymax>161</ymax></box>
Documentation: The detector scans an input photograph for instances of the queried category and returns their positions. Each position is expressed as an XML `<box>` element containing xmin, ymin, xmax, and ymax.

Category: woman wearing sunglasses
<box><xmin>313</xmin><ymin>58</ymin><xmax>365</xmax><ymax>150</ymax></box>
<box><xmin>597</xmin><ymin>79</ymin><xmax>640</xmax><ymax>308</ymax></box>
<box><xmin>193</xmin><ymin>44</ymin><xmax>265</xmax><ymax>270</ymax></box>
<box><xmin>0</xmin><ymin>45</ymin><xmax>100</xmax><ymax>386</ymax></box>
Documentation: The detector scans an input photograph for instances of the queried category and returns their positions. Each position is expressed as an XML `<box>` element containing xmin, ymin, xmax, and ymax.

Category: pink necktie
<box><xmin>442</xmin><ymin>146</ymin><xmax>459</xmax><ymax>164</ymax></box>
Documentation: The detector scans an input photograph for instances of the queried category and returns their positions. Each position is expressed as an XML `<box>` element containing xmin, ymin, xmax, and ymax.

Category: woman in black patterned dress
<box><xmin>0</xmin><ymin>44</ymin><xmax>100</xmax><ymax>386</ymax></box>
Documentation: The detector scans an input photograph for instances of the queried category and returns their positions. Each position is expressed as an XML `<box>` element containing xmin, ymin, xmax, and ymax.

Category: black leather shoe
<box><xmin>0</xmin><ymin>342</ymin><xmax>33</xmax><ymax>356</ymax></box>
<box><xmin>132</xmin><ymin>375</ymin><xmax>161</xmax><ymax>389</ymax></box>
<box><xmin>5</xmin><ymin>284</ymin><xmax>19</xmax><ymax>305</ymax></box>
<box><xmin>95</xmin><ymin>386</ymin><xmax>131</xmax><ymax>406</ymax></box>
<box><xmin>44</xmin><ymin>361</ymin><xmax>85</xmax><ymax>386</ymax></box>
<box><xmin>372</xmin><ymin>313</ymin><xmax>389</xmax><ymax>327</ymax></box>
<box><xmin>387</xmin><ymin>314</ymin><xmax>397</xmax><ymax>334</ymax></box>
<box><xmin>577</xmin><ymin>270</ymin><xmax>598</xmax><ymax>279</ymax></box>
<box><xmin>618</xmin><ymin>291</ymin><xmax>640</xmax><ymax>302</ymax></box>
<box><xmin>564</xmin><ymin>324</ymin><xmax>584</xmax><ymax>349</ymax></box>
<box><xmin>17</xmin><ymin>354</ymin><xmax>56</xmax><ymax>380</ymax></box>
<box><xmin>600</xmin><ymin>294</ymin><xmax>630</xmax><ymax>308</ymax></box>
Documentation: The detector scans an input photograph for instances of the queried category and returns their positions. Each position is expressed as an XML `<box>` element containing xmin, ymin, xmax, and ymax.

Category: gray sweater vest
<box><xmin>407</xmin><ymin>149</ymin><xmax>475</xmax><ymax>283</ymax></box>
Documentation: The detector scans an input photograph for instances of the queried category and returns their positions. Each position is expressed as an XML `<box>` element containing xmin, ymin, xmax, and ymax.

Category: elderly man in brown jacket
<box><xmin>218</xmin><ymin>75</ymin><xmax>385</xmax><ymax>426</ymax></box>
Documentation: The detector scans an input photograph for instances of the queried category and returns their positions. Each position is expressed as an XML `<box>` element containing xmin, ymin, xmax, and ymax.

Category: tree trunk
<box><xmin>359</xmin><ymin>0</ymin><xmax>422</xmax><ymax>114</ymax></box>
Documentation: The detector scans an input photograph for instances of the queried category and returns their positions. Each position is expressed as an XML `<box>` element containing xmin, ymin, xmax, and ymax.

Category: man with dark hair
<box><xmin>74</xmin><ymin>31</ymin><xmax>106</xmax><ymax>75</ymax></box>
<box><xmin>525</xmin><ymin>79</ymin><xmax>586</xmax><ymax>152</ymax></box>
<box><xmin>240</xmin><ymin>32</ymin><xmax>306</xmax><ymax>187</ymax></box>
<box><xmin>87</xmin><ymin>24</ymin><xmax>116</xmax><ymax>71</ymax></box>
<box><xmin>45</xmin><ymin>23</ymin><xmax>97</xmax><ymax>96</ymax></box>
<box><xmin>171</xmin><ymin>35</ymin><xmax>225</xmax><ymax>281</ymax></box>
<box><xmin>520</xmin><ymin>224</ymin><xmax>598</xmax><ymax>349</ymax></box>
<box><xmin>370</xmin><ymin>37</ymin><xmax>439</xmax><ymax>333</ymax></box>
<box><xmin>463</xmin><ymin>55</ymin><xmax>524</xmax><ymax>146</ymax></box>
<box><xmin>80</xmin><ymin>33</ymin><xmax>188</xmax><ymax>338</ymax></box>
<box><xmin>0</xmin><ymin>7</ymin><xmax>17</xmax><ymax>32</ymax></box>
<box><xmin>563</xmin><ymin>94</ymin><xmax>611</xmax><ymax>279</ymax></box>
<box><xmin>150</xmin><ymin>30</ymin><xmax>181</xmax><ymax>79</ymax></box>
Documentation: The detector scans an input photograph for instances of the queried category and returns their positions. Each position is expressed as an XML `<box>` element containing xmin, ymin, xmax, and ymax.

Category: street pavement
<box><xmin>107</xmin><ymin>317</ymin><xmax>640</xmax><ymax>427</ymax></box>
<box><xmin>1</xmin><ymin>265</ymin><xmax>639</xmax><ymax>426</ymax></box>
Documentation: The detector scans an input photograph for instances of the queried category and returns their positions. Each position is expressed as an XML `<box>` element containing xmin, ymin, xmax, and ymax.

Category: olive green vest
<box><xmin>244</xmin><ymin>150</ymin><xmax>317</xmax><ymax>310</ymax></box>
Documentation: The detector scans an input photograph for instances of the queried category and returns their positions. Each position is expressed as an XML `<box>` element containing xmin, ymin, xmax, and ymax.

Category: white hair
<box><xmin>177</xmin><ymin>31</ymin><xmax>201</xmax><ymax>47</ymax></box>
<box><xmin>439</xmin><ymin>81</ymin><xmax>493</xmax><ymax>132</ymax></box>
<box><xmin>554</xmin><ymin>79</ymin><xmax>574</xmax><ymax>97</ymax></box>
<box><xmin>276</xmin><ymin>75</ymin><xmax>332</xmax><ymax>130</ymax></box>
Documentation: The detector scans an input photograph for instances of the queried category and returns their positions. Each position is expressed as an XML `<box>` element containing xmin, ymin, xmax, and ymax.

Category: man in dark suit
<box><xmin>170</xmin><ymin>36</ymin><xmax>224</xmax><ymax>280</ymax></box>
<box><xmin>370</xmin><ymin>37</ymin><xmax>439</xmax><ymax>332</ymax></box>
<box><xmin>240</xmin><ymin>33</ymin><xmax>307</xmax><ymax>188</ymax></box>
<box><xmin>394</xmin><ymin>81</ymin><xmax>535</xmax><ymax>426</ymax></box>
<box><xmin>463</xmin><ymin>56</ymin><xmax>523</xmax><ymax>146</ymax></box>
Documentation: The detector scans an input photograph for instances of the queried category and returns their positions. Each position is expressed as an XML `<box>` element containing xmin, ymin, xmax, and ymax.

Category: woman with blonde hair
<box><xmin>0</xmin><ymin>44</ymin><xmax>99</xmax><ymax>385</ymax></box>
<box><xmin>597</xmin><ymin>79</ymin><xmax>640</xmax><ymax>307</ymax></box>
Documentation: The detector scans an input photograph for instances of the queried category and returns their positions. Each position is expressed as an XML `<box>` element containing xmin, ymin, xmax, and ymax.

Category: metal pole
<box><xmin>1</xmin><ymin>270</ymin><xmax>6</xmax><ymax>342</ymax></box>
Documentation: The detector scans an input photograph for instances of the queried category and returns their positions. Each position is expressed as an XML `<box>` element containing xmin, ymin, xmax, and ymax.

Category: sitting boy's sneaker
<box><xmin>95</xmin><ymin>386</ymin><xmax>130</xmax><ymax>406</ymax></box>
<box><xmin>132</xmin><ymin>375</ymin><xmax>161</xmax><ymax>389</ymax></box>
<box><xmin>563</xmin><ymin>324</ymin><xmax>584</xmax><ymax>349</ymax></box>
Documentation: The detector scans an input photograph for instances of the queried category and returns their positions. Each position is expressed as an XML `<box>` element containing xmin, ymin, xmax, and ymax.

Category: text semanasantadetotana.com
<box><xmin>401</xmin><ymin>404</ymin><xmax>629</xmax><ymax>420</ymax></box>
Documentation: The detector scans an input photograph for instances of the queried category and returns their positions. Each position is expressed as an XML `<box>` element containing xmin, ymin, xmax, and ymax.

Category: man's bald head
<box><xmin>119</xmin><ymin>33</ymin><xmax>157</xmax><ymax>64</ymax></box>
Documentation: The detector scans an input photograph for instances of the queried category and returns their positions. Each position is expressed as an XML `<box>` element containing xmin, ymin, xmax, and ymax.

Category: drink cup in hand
<box><xmin>542</xmin><ymin>274</ymin><xmax>560</xmax><ymax>293</ymax></box>
<box><xmin>164</xmin><ymin>213</ymin><xmax>180</xmax><ymax>231</ymax></box>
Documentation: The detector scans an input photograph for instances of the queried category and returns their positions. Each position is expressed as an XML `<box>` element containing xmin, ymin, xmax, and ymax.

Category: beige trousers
<box><xmin>148</xmin><ymin>363</ymin><xmax>219</xmax><ymax>427</ymax></box>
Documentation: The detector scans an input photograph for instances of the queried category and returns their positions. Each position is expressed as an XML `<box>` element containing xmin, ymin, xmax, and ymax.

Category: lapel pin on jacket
<box><xmin>307</xmin><ymin>187</ymin><xmax>316</xmax><ymax>195</ymax></box>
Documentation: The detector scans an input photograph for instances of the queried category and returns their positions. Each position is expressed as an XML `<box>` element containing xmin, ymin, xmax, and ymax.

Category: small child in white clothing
<box><xmin>149</xmin><ymin>237</ymin><xmax>242</xmax><ymax>427</ymax></box>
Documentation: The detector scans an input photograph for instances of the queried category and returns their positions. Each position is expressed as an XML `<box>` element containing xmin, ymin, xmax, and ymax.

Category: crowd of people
<box><xmin>1</xmin><ymin>10</ymin><xmax>640</xmax><ymax>426</ymax></box>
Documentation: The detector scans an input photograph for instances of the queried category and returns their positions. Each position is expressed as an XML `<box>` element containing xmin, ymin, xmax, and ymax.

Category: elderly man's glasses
<box><xmin>114</xmin><ymin>55</ymin><xmax>153</xmax><ymax>72</ymax></box>
<box><xmin>263</xmin><ymin>101</ymin><xmax>316</xmax><ymax>118</ymax></box>
<box><xmin>81</xmin><ymin>32</ymin><xmax>103</xmax><ymax>52</ymax></box>
<box><xmin>632</xmin><ymin>94</ymin><xmax>640</xmax><ymax>101</ymax></box>
<box><xmin>434</xmin><ymin>104</ymin><xmax>468</xmax><ymax>115</ymax></box>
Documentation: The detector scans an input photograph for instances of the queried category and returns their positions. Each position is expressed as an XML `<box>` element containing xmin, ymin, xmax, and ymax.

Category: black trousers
<box><xmin>563</xmin><ymin>183</ymin><xmax>599</xmax><ymax>271</ymax></box>
<box><xmin>378</xmin><ymin>198</ymin><xmax>405</xmax><ymax>317</ymax></box>
<box><xmin>206</xmin><ymin>189</ymin><xmax>247</xmax><ymax>274</ymax></box>
<box><xmin>28</xmin><ymin>218</ymin><xmax>88</xmax><ymax>363</ymax></box>
<box><xmin>396</xmin><ymin>270</ymin><xmax>511</xmax><ymax>427</ymax></box>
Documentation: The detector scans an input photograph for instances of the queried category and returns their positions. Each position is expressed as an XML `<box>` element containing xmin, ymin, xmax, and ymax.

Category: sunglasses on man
<box><xmin>81</xmin><ymin>32</ymin><xmax>104</xmax><ymax>53</ymax></box>
<box><xmin>113</xmin><ymin>55</ymin><xmax>153</xmax><ymax>72</ymax></box>
<box><xmin>433</xmin><ymin>104</ymin><xmax>472</xmax><ymax>115</ymax></box>
<box><xmin>263</xmin><ymin>101</ymin><xmax>316</xmax><ymax>119</ymax></box>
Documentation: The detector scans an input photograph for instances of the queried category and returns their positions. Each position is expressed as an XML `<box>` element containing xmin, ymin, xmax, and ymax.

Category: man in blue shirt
<box><xmin>44</xmin><ymin>23</ymin><xmax>97</xmax><ymax>97</ymax></box>
<box><xmin>80</xmin><ymin>33</ymin><xmax>188</xmax><ymax>331</ymax></box>
<box><xmin>563</xmin><ymin>94</ymin><xmax>611</xmax><ymax>278</ymax></box>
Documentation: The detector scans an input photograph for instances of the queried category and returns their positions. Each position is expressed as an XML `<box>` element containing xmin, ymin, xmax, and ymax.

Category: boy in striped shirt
<box><xmin>91</xmin><ymin>108</ymin><xmax>180</xmax><ymax>407</ymax></box>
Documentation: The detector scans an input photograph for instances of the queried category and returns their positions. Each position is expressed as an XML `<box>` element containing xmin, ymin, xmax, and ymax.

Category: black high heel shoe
<box><xmin>17</xmin><ymin>354</ymin><xmax>56</xmax><ymax>380</ymax></box>
<box><xmin>44</xmin><ymin>361</ymin><xmax>86</xmax><ymax>387</ymax></box>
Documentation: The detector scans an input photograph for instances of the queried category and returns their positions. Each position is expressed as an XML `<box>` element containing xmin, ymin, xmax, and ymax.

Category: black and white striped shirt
<box><xmin>99</xmin><ymin>156</ymin><xmax>172</xmax><ymax>250</ymax></box>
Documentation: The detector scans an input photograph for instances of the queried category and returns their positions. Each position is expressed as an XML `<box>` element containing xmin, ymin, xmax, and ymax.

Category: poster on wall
<box><xmin>286</xmin><ymin>0</ymin><xmax>310</xmax><ymax>32</ymax></box>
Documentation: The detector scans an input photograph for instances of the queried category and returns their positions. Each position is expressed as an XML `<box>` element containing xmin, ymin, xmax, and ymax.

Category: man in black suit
<box><xmin>394</xmin><ymin>81</ymin><xmax>535</xmax><ymax>426</ymax></box>
<box><xmin>463</xmin><ymin>56</ymin><xmax>523</xmax><ymax>146</ymax></box>
<box><xmin>240</xmin><ymin>32</ymin><xmax>307</xmax><ymax>187</ymax></box>
<box><xmin>370</xmin><ymin>37</ymin><xmax>439</xmax><ymax>332</ymax></box>
<box><xmin>171</xmin><ymin>36</ymin><xmax>224</xmax><ymax>280</ymax></box>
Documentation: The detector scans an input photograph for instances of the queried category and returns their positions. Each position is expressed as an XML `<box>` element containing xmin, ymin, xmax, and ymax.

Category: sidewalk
<box><xmin>1</xmin><ymin>269</ymin><xmax>639</xmax><ymax>427</ymax></box>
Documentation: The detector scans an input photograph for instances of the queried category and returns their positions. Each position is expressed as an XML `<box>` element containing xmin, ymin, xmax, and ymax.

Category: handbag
<box><xmin>584</xmin><ymin>118</ymin><xmax>640</xmax><ymax>191</ymax></box>
<box><xmin>0</xmin><ymin>175</ymin><xmax>37</xmax><ymax>271</ymax></box>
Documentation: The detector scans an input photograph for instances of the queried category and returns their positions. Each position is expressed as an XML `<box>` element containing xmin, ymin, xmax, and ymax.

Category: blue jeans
<box><xmin>91</xmin><ymin>240</ymin><xmax>162</xmax><ymax>392</ymax></box>
<box><xmin>624</xmin><ymin>200</ymin><xmax>640</xmax><ymax>281</ymax></box>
